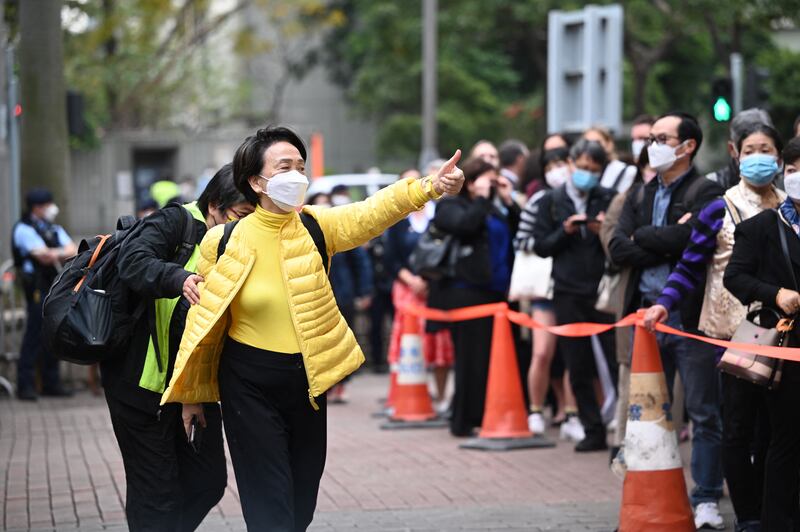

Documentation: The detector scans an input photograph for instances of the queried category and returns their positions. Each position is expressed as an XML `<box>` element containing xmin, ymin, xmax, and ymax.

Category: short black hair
<box><xmin>569</xmin><ymin>139</ymin><xmax>608</xmax><ymax>168</ymax></box>
<box><xmin>736</xmin><ymin>123</ymin><xmax>783</xmax><ymax>155</ymax></box>
<box><xmin>783</xmin><ymin>136</ymin><xmax>800</xmax><ymax>167</ymax></box>
<box><xmin>541</xmin><ymin>147</ymin><xmax>570</xmax><ymax>169</ymax></box>
<box><xmin>197</xmin><ymin>163</ymin><xmax>248</xmax><ymax>217</ymax></box>
<box><xmin>498</xmin><ymin>139</ymin><xmax>528</xmax><ymax>168</ymax></box>
<box><xmin>460</xmin><ymin>157</ymin><xmax>496</xmax><ymax>199</ymax></box>
<box><xmin>331</xmin><ymin>184</ymin><xmax>349</xmax><ymax>196</ymax></box>
<box><xmin>232</xmin><ymin>125</ymin><xmax>307</xmax><ymax>205</ymax></box>
<box><xmin>633</xmin><ymin>114</ymin><xmax>655</xmax><ymax>126</ymax></box>
<box><xmin>657</xmin><ymin>111</ymin><xmax>703</xmax><ymax>160</ymax></box>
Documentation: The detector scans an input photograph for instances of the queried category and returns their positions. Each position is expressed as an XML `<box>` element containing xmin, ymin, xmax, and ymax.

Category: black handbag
<box><xmin>408</xmin><ymin>223</ymin><xmax>456</xmax><ymax>281</ymax></box>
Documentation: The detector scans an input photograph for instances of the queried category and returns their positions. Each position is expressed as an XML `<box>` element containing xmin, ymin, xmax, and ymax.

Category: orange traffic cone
<box><xmin>618</xmin><ymin>314</ymin><xmax>694</xmax><ymax>531</ymax></box>
<box><xmin>381</xmin><ymin>313</ymin><xmax>447</xmax><ymax>429</ymax></box>
<box><xmin>461</xmin><ymin>310</ymin><xmax>554</xmax><ymax>451</ymax></box>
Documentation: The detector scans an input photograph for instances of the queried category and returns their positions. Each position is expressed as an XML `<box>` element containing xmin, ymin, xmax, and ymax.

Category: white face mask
<box><xmin>259</xmin><ymin>170</ymin><xmax>309</xmax><ymax>212</ymax></box>
<box><xmin>43</xmin><ymin>204</ymin><xmax>59</xmax><ymax>223</ymax></box>
<box><xmin>631</xmin><ymin>139</ymin><xmax>646</xmax><ymax>161</ymax></box>
<box><xmin>647</xmin><ymin>141</ymin><xmax>687</xmax><ymax>174</ymax></box>
<box><xmin>784</xmin><ymin>171</ymin><xmax>800</xmax><ymax>201</ymax></box>
<box><xmin>545</xmin><ymin>165</ymin><xmax>570</xmax><ymax>189</ymax></box>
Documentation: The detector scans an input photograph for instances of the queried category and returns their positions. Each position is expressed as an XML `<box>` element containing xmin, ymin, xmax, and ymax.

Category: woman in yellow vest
<box><xmin>161</xmin><ymin>126</ymin><xmax>464</xmax><ymax>531</ymax></box>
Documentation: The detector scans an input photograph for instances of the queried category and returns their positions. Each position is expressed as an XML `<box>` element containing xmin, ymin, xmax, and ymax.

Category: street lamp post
<box><xmin>419</xmin><ymin>0</ymin><xmax>439</xmax><ymax>171</ymax></box>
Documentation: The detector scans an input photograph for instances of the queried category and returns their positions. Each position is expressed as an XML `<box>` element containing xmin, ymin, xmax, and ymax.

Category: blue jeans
<box><xmin>656</xmin><ymin>311</ymin><xmax>724</xmax><ymax>506</ymax></box>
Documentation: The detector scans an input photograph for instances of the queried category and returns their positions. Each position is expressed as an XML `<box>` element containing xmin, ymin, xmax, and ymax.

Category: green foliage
<box><xmin>760</xmin><ymin>48</ymin><xmax>800</xmax><ymax>137</ymax></box>
<box><xmin>324</xmin><ymin>0</ymin><xmax>800</xmax><ymax>164</ymax></box>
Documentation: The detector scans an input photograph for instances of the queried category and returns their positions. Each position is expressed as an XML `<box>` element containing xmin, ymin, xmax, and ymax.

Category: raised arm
<box><xmin>307</xmin><ymin>151</ymin><xmax>464</xmax><ymax>255</ymax></box>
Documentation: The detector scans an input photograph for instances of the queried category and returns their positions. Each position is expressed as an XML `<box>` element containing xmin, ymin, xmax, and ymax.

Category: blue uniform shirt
<box><xmin>13</xmin><ymin>219</ymin><xmax>71</xmax><ymax>274</ymax></box>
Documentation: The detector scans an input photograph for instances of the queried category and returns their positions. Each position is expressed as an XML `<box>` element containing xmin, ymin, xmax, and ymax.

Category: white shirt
<box><xmin>600</xmin><ymin>159</ymin><xmax>637</xmax><ymax>193</ymax></box>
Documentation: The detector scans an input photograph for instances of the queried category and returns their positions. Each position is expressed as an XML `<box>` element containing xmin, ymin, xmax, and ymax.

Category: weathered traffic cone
<box><xmin>618</xmin><ymin>312</ymin><xmax>694</xmax><ymax>531</ymax></box>
<box><xmin>381</xmin><ymin>313</ymin><xmax>447</xmax><ymax>429</ymax></box>
<box><xmin>461</xmin><ymin>310</ymin><xmax>554</xmax><ymax>451</ymax></box>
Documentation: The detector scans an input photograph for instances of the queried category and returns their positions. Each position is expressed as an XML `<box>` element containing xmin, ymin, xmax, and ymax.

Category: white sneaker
<box><xmin>527</xmin><ymin>412</ymin><xmax>545</xmax><ymax>434</ymax></box>
<box><xmin>559</xmin><ymin>416</ymin><xmax>585</xmax><ymax>442</ymax></box>
<box><xmin>694</xmin><ymin>502</ymin><xmax>724</xmax><ymax>530</ymax></box>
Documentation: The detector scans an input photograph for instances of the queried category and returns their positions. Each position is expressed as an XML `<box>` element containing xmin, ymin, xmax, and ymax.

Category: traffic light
<box><xmin>711</xmin><ymin>78</ymin><xmax>732</xmax><ymax>122</ymax></box>
<box><xmin>745</xmin><ymin>66</ymin><xmax>770</xmax><ymax>109</ymax></box>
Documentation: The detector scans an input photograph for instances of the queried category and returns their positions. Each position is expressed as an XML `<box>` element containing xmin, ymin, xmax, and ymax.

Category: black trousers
<box><xmin>448</xmin><ymin>286</ymin><xmax>505</xmax><ymax>437</ymax></box>
<box><xmin>368</xmin><ymin>289</ymin><xmax>393</xmax><ymax>367</ymax></box>
<box><xmin>18</xmin><ymin>288</ymin><xmax>60</xmax><ymax>393</ymax></box>
<box><xmin>762</xmin><ymin>363</ymin><xmax>800</xmax><ymax>530</ymax></box>
<box><xmin>106</xmin><ymin>396</ymin><xmax>227</xmax><ymax>531</ymax></box>
<box><xmin>721</xmin><ymin>372</ymin><xmax>769</xmax><ymax>524</ymax></box>
<box><xmin>552</xmin><ymin>293</ymin><xmax>616</xmax><ymax>441</ymax></box>
<box><xmin>219</xmin><ymin>339</ymin><xmax>327</xmax><ymax>532</ymax></box>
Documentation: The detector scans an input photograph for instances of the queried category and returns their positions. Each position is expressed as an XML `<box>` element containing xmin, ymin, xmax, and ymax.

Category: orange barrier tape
<box><xmin>400</xmin><ymin>302</ymin><xmax>800</xmax><ymax>362</ymax></box>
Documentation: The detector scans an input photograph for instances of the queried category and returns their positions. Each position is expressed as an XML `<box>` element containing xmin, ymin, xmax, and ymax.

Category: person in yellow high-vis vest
<box><xmin>161</xmin><ymin>126</ymin><xmax>465</xmax><ymax>532</ymax></box>
<box><xmin>102</xmin><ymin>164</ymin><xmax>254</xmax><ymax>531</ymax></box>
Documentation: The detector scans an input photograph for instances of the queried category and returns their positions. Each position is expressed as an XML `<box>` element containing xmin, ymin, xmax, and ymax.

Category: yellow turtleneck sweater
<box><xmin>228</xmin><ymin>205</ymin><xmax>301</xmax><ymax>354</ymax></box>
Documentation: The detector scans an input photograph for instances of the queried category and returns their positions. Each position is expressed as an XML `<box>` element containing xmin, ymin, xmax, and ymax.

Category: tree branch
<box><xmin>112</xmin><ymin>0</ymin><xmax>251</xmax><ymax>126</ymax></box>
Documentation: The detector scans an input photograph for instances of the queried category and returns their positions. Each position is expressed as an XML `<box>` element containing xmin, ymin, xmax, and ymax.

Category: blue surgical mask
<box><xmin>572</xmin><ymin>169</ymin><xmax>600</xmax><ymax>192</ymax></box>
<box><xmin>739</xmin><ymin>154</ymin><xmax>779</xmax><ymax>186</ymax></box>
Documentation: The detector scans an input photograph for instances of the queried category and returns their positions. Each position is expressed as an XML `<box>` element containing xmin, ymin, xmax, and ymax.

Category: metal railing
<box><xmin>0</xmin><ymin>259</ymin><xmax>24</xmax><ymax>396</ymax></box>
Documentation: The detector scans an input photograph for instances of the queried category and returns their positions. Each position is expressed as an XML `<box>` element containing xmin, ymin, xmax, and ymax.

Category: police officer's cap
<box><xmin>25</xmin><ymin>188</ymin><xmax>54</xmax><ymax>209</ymax></box>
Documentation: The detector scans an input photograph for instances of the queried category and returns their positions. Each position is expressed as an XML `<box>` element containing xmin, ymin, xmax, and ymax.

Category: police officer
<box><xmin>12</xmin><ymin>189</ymin><xmax>77</xmax><ymax>400</ymax></box>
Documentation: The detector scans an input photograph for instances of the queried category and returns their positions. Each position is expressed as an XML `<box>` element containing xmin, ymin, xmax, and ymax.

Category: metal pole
<box><xmin>419</xmin><ymin>0</ymin><xmax>439</xmax><ymax>171</ymax></box>
<box><xmin>730</xmin><ymin>52</ymin><xmax>743</xmax><ymax>115</ymax></box>
<box><xmin>7</xmin><ymin>45</ymin><xmax>19</xmax><ymax>223</ymax></box>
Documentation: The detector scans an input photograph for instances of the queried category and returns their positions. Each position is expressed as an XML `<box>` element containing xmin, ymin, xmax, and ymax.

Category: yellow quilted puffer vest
<box><xmin>161</xmin><ymin>176</ymin><xmax>438</xmax><ymax>405</ymax></box>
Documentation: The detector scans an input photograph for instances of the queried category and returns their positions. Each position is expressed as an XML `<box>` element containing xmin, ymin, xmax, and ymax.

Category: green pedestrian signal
<box><xmin>711</xmin><ymin>78</ymin><xmax>733</xmax><ymax>123</ymax></box>
<box><xmin>713</xmin><ymin>97</ymin><xmax>732</xmax><ymax>122</ymax></box>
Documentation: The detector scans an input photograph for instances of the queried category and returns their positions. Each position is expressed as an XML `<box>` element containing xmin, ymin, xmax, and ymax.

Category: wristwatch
<box><xmin>420</xmin><ymin>175</ymin><xmax>442</xmax><ymax>199</ymax></box>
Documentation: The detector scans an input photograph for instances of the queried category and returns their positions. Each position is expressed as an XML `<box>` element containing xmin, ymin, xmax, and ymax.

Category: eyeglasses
<box><xmin>646</xmin><ymin>134</ymin><xmax>681</xmax><ymax>146</ymax></box>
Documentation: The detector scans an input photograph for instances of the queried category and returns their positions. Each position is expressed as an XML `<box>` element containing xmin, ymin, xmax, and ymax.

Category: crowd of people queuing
<box><xmin>12</xmin><ymin>109</ymin><xmax>800</xmax><ymax>531</ymax></box>
<box><xmin>370</xmin><ymin>108</ymin><xmax>800</xmax><ymax>531</ymax></box>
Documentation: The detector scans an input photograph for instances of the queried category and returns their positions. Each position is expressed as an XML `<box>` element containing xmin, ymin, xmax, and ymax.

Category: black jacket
<box><xmin>434</xmin><ymin>194</ymin><xmax>520</xmax><ymax>289</ymax></box>
<box><xmin>100</xmin><ymin>205</ymin><xmax>206</xmax><ymax>414</ymax></box>
<box><xmin>533</xmin><ymin>185</ymin><xmax>617</xmax><ymax>298</ymax></box>
<box><xmin>608</xmin><ymin>166</ymin><xmax>723</xmax><ymax>328</ymax></box>
<box><xmin>724</xmin><ymin>208</ymin><xmax>800</xmax><ymax>377</ymax></box>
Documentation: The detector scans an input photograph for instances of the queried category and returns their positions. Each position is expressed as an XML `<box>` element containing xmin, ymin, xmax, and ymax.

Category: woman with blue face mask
<box><xmin>532</xmin><ymin>139</ymin><xmax>619</xmax><ymax>452</ymax></box>
<box><xmin>644</xmin><ymin>124</ymin><xmax>784</xmax><ymax>532</ymax></box>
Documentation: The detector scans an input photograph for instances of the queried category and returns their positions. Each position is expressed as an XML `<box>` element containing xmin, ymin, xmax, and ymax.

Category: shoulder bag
<box><xmin>717</xmin><ymin>213</ymin><xmax>797</xmax><ymax>388</ymax></box>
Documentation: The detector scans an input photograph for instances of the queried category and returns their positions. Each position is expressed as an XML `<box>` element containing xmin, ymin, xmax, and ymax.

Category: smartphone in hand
<box><xmin>188</xmin><ymin>414</ymin><xmax>204</xmax><ymax>453</ymax></box>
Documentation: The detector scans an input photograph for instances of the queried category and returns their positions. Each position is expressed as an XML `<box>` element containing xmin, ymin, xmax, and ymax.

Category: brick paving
<box><xmin>0</xmin><ymin>373</ymin><xmax>735</xmax><ymax>531</ymax></box>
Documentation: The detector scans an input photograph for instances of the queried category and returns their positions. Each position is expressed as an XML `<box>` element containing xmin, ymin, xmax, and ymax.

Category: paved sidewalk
<box><xmin>1</xmin><ymin>373</ymin><xmax>732</xmax><ymax>531</ymax></box>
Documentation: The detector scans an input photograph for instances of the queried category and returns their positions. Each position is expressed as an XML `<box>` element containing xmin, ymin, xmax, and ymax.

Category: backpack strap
<box><xmin>300</xmin><ymin>212</ymin><xmax>329</xmax><ymax>274</ymax></box>
<box><xmin>777</xmin><ymin>209</ymin><xmax>800</xmax><ymax>292</ymax></box>
<box><xmin>214</xmin><ymin>212</ymin><xmax>329</xmax><ymax>274</ymax></box>
<box><xmin>169</xmin><ymin>203</ymin><xmax>197</xmax><ymax>265</ymax></box>
<box><xmin>611</xmin><ymin>164</ymin><xmax>631</xmax><ymax>191</ymax></box>
<box><xmin>723</xmin><ymin>196</ymin><xmax>743</xmax><ymax>226</ymax></box>
<box><xmin>216</xmin><ymin>220</ymin><xmax>239</xmax><ymax>262</ymax></box>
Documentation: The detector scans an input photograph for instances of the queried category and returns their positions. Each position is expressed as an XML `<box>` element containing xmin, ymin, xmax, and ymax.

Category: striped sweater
<box><xmin>655</xmin><ymin>198</ymin><xmax>726</xmax><ymax>311</ymax></box>
<box><xmin>514</xmin><ymin>190</ymin><xmax>547</xmax><ymax>252</ymax></box>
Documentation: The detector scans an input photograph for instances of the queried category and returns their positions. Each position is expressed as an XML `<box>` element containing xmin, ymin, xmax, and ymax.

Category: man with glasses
<box><xmin>607</xmin><ymin>112</ymin><xmax>727</xmax><ymax>530</ymax></box>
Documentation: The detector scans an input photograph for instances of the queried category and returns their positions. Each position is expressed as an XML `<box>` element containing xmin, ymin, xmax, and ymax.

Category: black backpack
<box><xmin>216</xmin><ymin>212</ymin><xmax>329</xmax><ymax>273</ymax></box>
<box><xmin>42</xmin><ymin>205</ymin><xmax>196</xmax><ymax>365</ymax></box>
